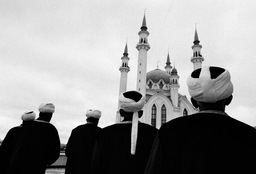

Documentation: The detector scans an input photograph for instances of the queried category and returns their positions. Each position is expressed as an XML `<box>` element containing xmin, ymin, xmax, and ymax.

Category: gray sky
<box><xmin>1</xmin><ymin>0</ymin><xmax>256</xmax><ymax>143</ymax></box>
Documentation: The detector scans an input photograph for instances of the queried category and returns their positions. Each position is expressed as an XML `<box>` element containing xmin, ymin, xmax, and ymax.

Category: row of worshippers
<box><xmin>2</xmin><ymin>66</ymin><xmax>256</xmax><ymax>174</ymax></box>
<box><xmin>65</xmin><ymin>66</ymin><xmax>256</xmax><ymax>174</ymax></box>
<box><xmin>0</xmin><ymin>103</ymin><xmax>60</xmax><ymax>174</ymax></box>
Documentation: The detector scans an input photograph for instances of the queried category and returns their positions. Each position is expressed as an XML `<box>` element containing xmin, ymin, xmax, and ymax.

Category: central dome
<box><xmin>146</xmin><ymin>69</ymin><xmax>170</xmax><ymax>84</ymax></box>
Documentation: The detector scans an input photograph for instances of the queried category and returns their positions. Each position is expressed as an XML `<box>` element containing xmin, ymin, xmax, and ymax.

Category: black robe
<box><xmin>0</xmin><ymin>125</ymin><xmax>22</xmax><ymax>174</ymax></box>
<box><xmin>91</xmin><ymin>122</ymin><xmax>158</xmax><ymax>174</ymax></box>
<box><xmin>0</xmin><ymin>120</ymin><xmax>60</xmax><ymax>174</ymax></box>
<box><xmin>144</xmin><ymin>112</ymin><xmax>256</xmax><ymax>174</ymax></box>
<box><xmin>65</xmin><ymin>123</ymin><xmax>102</xmax><ymax>174</ymax></box>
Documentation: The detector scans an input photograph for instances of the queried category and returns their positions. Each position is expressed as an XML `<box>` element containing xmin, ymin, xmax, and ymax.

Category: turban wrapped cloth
<box><xmin>86</xmin><ymin>109</ymin><xmax>101</xmax><ymax>119</ymax></box>
<box><xmin>187</xmin><ymin>66</ymin><xmax>233</xmax><ymax>103</ymax></box>
<box><xmin>39</xmin><ymin>103</ymin><xmax>55</xmax><ymax>113</ymax></box>
<box><xmin>21</xmin><ymin>111</ymin><xmax>36</xmax><ymax>121</ymax></box>
<box><xmin>119</xmin><ymin>91</ymin><xmax>145</xmax><ymax>155</ymax></box>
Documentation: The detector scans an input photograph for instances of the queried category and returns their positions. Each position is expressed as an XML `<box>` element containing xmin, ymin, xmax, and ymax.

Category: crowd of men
<box><xmin>1</xmin><ymin>66</ymin><xmax>256</xmax><ymax>174</ymax></box>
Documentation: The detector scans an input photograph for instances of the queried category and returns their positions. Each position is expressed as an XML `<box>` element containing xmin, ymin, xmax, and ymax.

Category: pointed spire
<box><xmin>123</xmin><ymin>42</ymin><xmax>128</xmax><ymax>56</ymax></box>
<box><xmin>141</xmin><ymin>13</ymin><xmax>147</xmax><ymax>31</ymax></box>
<box><xmin>193</xmin><ymin>28</ymin><xmax>200</xmax><ymax>45</ymax></box>
<box><xmin>165</xmin><ymin>51</ymin><xmax>172</xmax><ymax>73</ymax></box>
<box><xmin>166</xmin><ymin>52</ymin><xmax>171</xmax><ymax>66</ymax></box>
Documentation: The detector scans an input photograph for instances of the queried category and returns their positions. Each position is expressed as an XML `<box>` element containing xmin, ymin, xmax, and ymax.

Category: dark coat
<box><xmin>144</xmin><ymin>112</ymin><xmax>256</xmax><ymax>174</ymax></box>
<box><xmin>0</xmin><ymin>125</ymin><xmax>22</xmax><ymax>174</ymax></box>
<box><xmin>91</xmin><ymin>122</ymin><xmax>158</xmax><ymax>174</ymax></box>
<box><xmin>0</xmin><ymin>120</ymin><xmax>60</xmax><ymax>174</ymax></box>
<box><xmin>65</xmin><ymin>123</ymin><xmax>102</xmax><ymax>174</ymax></box>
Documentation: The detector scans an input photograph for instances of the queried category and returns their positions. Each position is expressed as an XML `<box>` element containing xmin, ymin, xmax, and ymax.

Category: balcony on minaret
<box><xmin>119</xmin><ymin>59</ymin><xmax>130</xmax><ymax>72</ymax></box>
<box><xmin>119</xmin><ymin>64</ymin><xmax>130</xmax><ymax>72</ymax></box>
<box><xmin>136</xmin><ymin>38</ymin><xmax>150</xmax><ymax>51</ymax></box>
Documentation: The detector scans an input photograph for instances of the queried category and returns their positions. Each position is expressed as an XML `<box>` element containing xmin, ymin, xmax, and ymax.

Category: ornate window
<box><xmin>151</xmin><ymin>104</ymin><xmax>157</xmax><ymax>127</ymax></box>
<box><xmin>183</xmin><ymin>108</ymin><xmax>188</xmax><ymax>116</ymax></box>
<box><xmin>161</xmin><ymin>105</ymin><xmax>166</xmax><ymax>125</ymax></box>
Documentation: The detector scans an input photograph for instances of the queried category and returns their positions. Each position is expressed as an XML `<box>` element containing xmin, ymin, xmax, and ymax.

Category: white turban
<box><xmin>21</xmin><ymin>111</ymin><xmax>36</xmax><ymax>121</ymax></box>
<box><xmin>86</xmin><ymin>109</ymin><xmax>101</xmax><ymax>119</ymax></box>
<box><xmin>119</xmin><ymin>91</ymin><xmax>145</xmax><ymax>155</ymax></box>
<box><xmin>187</xmin><ymin>66</ymin><xmax>233</xmax><ymax>103</ymax></box>
<box><xmin>39</xmin><ymin>103</ymin><xmax>55</xmax><ymax>113</ymax></box>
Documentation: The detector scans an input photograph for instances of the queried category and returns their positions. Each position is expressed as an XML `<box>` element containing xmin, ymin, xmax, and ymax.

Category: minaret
<box><xmin>191</xmin><ymin>28</ymin><xmax>204</xmax><ymax>70</ymax></box>
<box><xmin>116</xmin><ymin>43</ymin><xmax>130</xmax><ymax>122</ymax></box>
<box><xmin>136</xmin><ymin>14</ymin><xmax>150</xmax><ymax>96</ymax></box>
<box><xmin>170</xmin><ymin>67</ymin><xmax>180</xmax><ymax>107</ymax></box>
<box><xmin>165</xmin><ymin>52</ymin><xmax>172</xmax><ymax>74</ymax></box>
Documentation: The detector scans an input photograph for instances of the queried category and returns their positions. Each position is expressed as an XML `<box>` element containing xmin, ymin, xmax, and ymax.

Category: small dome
<box><xmin>171</xmin><ymin>67</ymin><xmax>178</xmax><ymax>75</ymax></box>
<box><xmin>146</xmin><ymin>69</ymin><xmax>170</xmax><ymax>84</ymax></box>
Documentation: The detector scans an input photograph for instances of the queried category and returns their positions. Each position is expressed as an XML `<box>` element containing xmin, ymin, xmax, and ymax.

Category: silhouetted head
<box><xmin>187</xmin><ymin>66</ymin><xmax>233</xmax><ymax>111</ymax></box>
<box><xmin>86</xmin><ymin>109</ymin><xmax>101</xmax><ymax>125</ymax></box>
<box><xmin>37</xmin><ymin>103</ymin><xmax>55</xmax><ymax>122</ymax></box>
<box><xmin>119</xmin><ymin>90</ymin><xmax>145</xmax><ymax>121</ymax></box>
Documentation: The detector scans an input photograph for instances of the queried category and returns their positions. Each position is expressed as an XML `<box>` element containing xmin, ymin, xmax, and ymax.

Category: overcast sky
<box><xmin>1</xmin><ymin>0</ymin><xmax>256</xmax><ymax>143</ymax></box>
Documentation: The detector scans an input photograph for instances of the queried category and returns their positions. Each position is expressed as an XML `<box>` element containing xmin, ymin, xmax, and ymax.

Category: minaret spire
<box><xmin>141</xmin><ymin>13</ymin><xmax>147</xmax><ymax>31</ymax></box>
<box><xmin>191</xmin><ymin>27</ymin><xmax>204</xmax><ymax>70</ymax></box>
<box><xmin>136</xmin><ymin>13</ymin><xmax>150</xmax><ymax>97</ymax></box>
<box><xmin>116</xmin><ymin>42</ymin><xmax>130</xmax><ymax>122</ymax></box>
<box><xmin>165</xmin><ymin>51</ymin><xmax>172</xmax><ymax>74</ymax></box>
<box><xmin>193</xmin><ymin>28</ymin><xmax>200</xmax><ymax>45</ymax></box>
<box><xmin>124</xmin><ymin>42</ymin><xmax>128</xmax><ymax>56</ymax></box>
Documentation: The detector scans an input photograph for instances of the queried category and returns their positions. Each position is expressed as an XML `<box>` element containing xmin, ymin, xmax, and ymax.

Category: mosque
<box><xmin>116</xmin><ymin>14</ymin><xmax>205</xmax><ymax>129</ymax></box>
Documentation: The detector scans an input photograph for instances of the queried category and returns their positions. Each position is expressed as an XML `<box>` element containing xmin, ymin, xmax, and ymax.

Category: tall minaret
<box><xmin>170</xmin><ymin>67</ymin><xmax>180</xmax><ymax>107</ymax></box>
<box><xmin>191</xmin><ymin>28</ymin><xmax>204</xmax><ymax>70</ymax></box>
<box><xmin>116</xmin><ymin>43</ymin><xmax>130</xmax><ymax>122</ymax></box>
<box><xmin>136</xmin><ymin>14</ymin><xmax>150</xmax><ymax>96</ymax></box>
<box><xmin>165</xmin><ymin>52</ymin><xmax>172</xmax><ymax>74</ymax></box>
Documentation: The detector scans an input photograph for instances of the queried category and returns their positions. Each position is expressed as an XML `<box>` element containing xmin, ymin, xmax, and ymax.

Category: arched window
<box><xmin>151</xmin><ymin>104</ymin><xmax>157</xmax><ymax>127</ymax></box>
<box><xmin>183</xmin><ymin>108</ymin><xmax>188</xmax><ymax>116</ymax></box>
<box><xmin>148</xmin><ymin>81</ymin><xmax>153</xmax><ymax>89</ymax></box>
<box><xmin>159</xmin><ymin>81</ymin><xmax>164</xmax><ymax>89</ymax></box>
<box><xmin>161</xmin><ymin>105</ymin><xmax>166</xmax><ymax>125</ymax></box>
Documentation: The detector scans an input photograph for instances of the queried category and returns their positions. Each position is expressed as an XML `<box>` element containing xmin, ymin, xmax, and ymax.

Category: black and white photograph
<box><xmin>1</xmin><ymin>0</ymin><xmax>256</xmax><ymax>173</ymax></box>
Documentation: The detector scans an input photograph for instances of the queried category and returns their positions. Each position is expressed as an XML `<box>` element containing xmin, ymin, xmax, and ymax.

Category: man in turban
<box><xmin>91</xmin><ymin>90</ymin><xmax>158</xmax><ymax>174</ymax></box>
<box><xmin>0</xmin><ymin>111</ymin><xmax>36</xmax><ymax>174</ymax></box>
<box><xmin>65</xmin><ymin>109</ymin><xmax>102</xmax><ymax>174</ymax></box>
<box><xmin>0</xmin><ymin>103</ymin><xmax>60</xmax><ymax>174</ymax></box>
<box><xmin>145</xmin><ymin>66</ymin><xmax>256</xmax><ymax>174</ymax></box>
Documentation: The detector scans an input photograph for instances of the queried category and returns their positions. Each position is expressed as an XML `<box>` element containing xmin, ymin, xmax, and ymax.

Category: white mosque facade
<box><xmin>117</xmin><ymin>15</ymin><xmax>204</xmax><ymax>129</ymax></box>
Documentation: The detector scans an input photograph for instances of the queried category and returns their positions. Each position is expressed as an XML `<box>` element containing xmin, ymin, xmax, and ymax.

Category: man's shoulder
<box><xmin>159</xmin><ymin>113</ymin><xmax>203</xmax><ymax>133</ymax></box>
<box><xmin>6</xmin><ymin>126</ymin><xmax>22</xmax><ymax>136</ymax></box>
<box><xmin>139</xmin><ymin>122</ymin><xmax>158</xmax><ymax>131</ymax></box>
<box><xmin>103</xmin><ymin>123</ymin><xmax>122</xmax><ymax>130</ymax></box>
<box><xmin>73</xmin><ymin>124</ymin><xmax>102</xmax><ymax>132</ymax></box>
<box><xmin>9</xmin><ymin>125</ymin><xmax>22</xmax><ymax>131</ymax></box>
<box><xmin>101</xmin><ymin>123</ymin><xmax>131</xmax><ymax>134</ymax></box>
<box><xmin>34</xmin><ymin>120</ymin><xmax>57</xmax><ymax>130</ymax></box>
